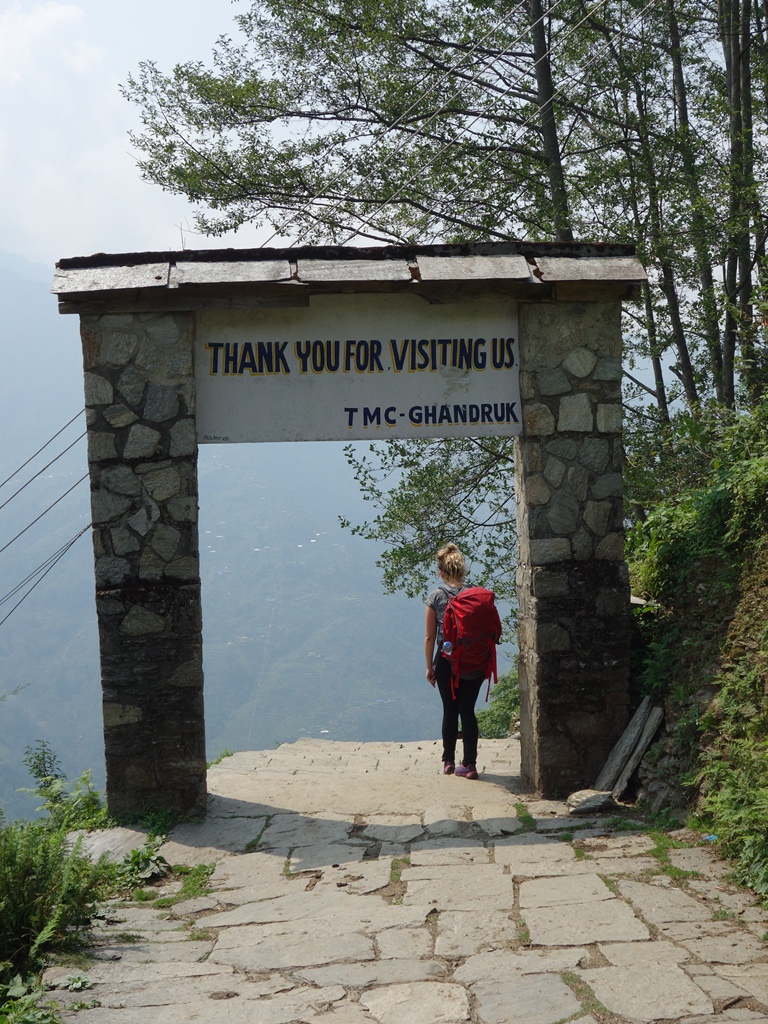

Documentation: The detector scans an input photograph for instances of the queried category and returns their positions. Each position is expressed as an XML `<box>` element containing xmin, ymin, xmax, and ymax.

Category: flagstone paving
<box><xmin>45</xmin><ymin>737</ymin><xmax>768</xmax><ymax>1023</ymax></box>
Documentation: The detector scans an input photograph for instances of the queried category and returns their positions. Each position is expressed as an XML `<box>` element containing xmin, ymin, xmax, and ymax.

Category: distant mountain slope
<box><xmin>196</xmin><ymin>441</ymin><xmax>436</xmax><ymax>759</ymax></box>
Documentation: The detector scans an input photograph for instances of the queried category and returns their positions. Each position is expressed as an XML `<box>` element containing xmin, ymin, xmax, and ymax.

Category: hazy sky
<box><xmin>1</xmin><ymin>0</ymin><xmax>257</xmax><ymax>268</ymax></box>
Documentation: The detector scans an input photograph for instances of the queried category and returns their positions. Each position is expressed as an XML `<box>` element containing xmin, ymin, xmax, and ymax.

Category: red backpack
<box><xmin>440</xmin><ymin>586</ymin><xmax>502</xmax><ymax>700</ymax></box>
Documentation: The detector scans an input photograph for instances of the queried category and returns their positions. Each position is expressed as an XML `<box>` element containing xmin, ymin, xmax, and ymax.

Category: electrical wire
<box><xmin>0</xmin><ymin>525</ymin><xmax>91</xmax><ymax>609</ymax></box>
<box><xmin>257</xmin><ymin>0</ymin><xmax>571</xmax><ymax>246</ymax></box>
<box><xmin>0</xmin><ymin>431</ymin><xmax>87</xmax><ymax>514</ymax></box>
<box><xmin>0</xmin><ymin>410</ymin><xmax>84</xmax><ymax>492</ymax></box>
<box><xmin>260</xmin><ymin>0</ymin><xmax>655</xmax><ymax>247</ymax></box>
<box><xmin>420</xmin><ymin>0</ymin><xmax>661</xmax><ymax>242</ymax></box>
<box><xmin>341</xmin><ymin>0</ymin><xmax>643</xmax><ymax>243</ymax></box>
<box><xmin>0</xmin><ymin>524</ymin><xmax>91</xmax><ymax>629</ymax></box>
<box><xmin>0</xmin><ymin>418</ymin><xmax>90</xmax><ymax>630</ymax></box>
<box><xmin>0</xmin><ymin>473</ymin><xmax>89</xmax><ymax>557</ymax></box>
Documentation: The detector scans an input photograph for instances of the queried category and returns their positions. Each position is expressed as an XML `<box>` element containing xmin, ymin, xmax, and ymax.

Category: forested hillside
<box><xmin>626</xmin><ymin>405</ymin><xmax>768</xmax><ymax>893</ymax></box>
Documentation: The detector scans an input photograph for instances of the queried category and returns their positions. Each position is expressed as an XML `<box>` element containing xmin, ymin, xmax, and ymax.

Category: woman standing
<box><xmin>424</xmin><ymin>543</ymin><xmax>484</xmax><ymax>779</ymax></box>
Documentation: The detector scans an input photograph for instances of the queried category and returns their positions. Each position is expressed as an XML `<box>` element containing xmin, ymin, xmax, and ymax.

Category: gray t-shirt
<box><xmin>426</xmin><ymin>583</ymin><xmax>464</xmax><ymax>631</ymax></box>
<box><xmin>426</xmin><ymin>583</ymin><xmax>484</xmax><ymax>678</ymax></box>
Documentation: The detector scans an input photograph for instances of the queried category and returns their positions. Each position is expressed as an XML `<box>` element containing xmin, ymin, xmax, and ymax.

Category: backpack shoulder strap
<box><xmin>436</xmin><ymin>585</ymin><xmax>460</xmax><ymax>651</ymax></box>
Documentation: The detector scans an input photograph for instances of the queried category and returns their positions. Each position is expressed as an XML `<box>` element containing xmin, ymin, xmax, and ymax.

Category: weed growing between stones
<box><xmin>513</xmin><ymin>803</ymin><xmax>536</xmax><ymax>830</ymax></box>
<box><xmin>560</xmin><ymin>971</ymin><xmax>610</xmax><ymax>1019</ymax></box>
<box><xmin>131</xmin><ymin>861</ymin><xmax>216</xmax><ymax>909</ymax></box>
<box><xmin>390</xmin><ymin>856</ymin><xmax>410</xmax><ymax>883</ymax></box>
<box><xmin>646</xmin><ymin>830</ymin><xmax>700</xmax><ymax>883</ymax></box>
<box><xmin>380</xmin><ymin>856</ymin><xmax>410</xmax><ymax>905</ymax></box>
<box><xmin>70</xmin><ymin>999</ymin><xmax>102</xmax><ymax>1011</ymax></box>
<box><xmin>118</xmin><ymin>841</ymin><xmax>171</xmax><ymax>889</ymax></box>
<box><xmin>244</xmin><ymin>815</ymin><xmax>272</xmax><ymax>852</ymax></box>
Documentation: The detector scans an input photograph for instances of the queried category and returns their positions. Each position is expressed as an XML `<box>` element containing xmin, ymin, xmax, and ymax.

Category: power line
<box><xmin>261</xmin><ymin>0</ymin><xmax>656</xmax><ymax>247</ymax></box>
<box><xmin>0</xmin><ymin>412</ymin><xmax>94</xmax><ymax>627</ymax></box>
<box><xmin>0</xmin><ymin>412</ymin><xmax>91</xmax><ymax>630</ymax></box>
<box><xmin>340</xmin><ymin>0</ymin><xmax>621</xmax><ymax>243</ymax></box>
<box><xmin>0</xmin><ymin>431</ymin><xmax>87</xmax><ymax>514</ymax></box>
<box><xmin>258</xmin><ymin>0</ymin><xmax>565</xmax><ymax>246</ymax></box>
<box><xmin>0</xmin><ymin>524</ymin><xmax>91</xmax><ymax>629</ymax></box>
<box><xmin>0</xmin><ymin>525</ymin><xmax>91</xmax><ymax>609</ymax></box>
<box><xmin>0</xmin><ymin>473</ymin><xmax>89</xmax><ymax>557</ymax></box>
<box><xmin>0</xmin><ymin>410</ymin><xmax>84</xmax><ymax>492</ymax></box>
<box><xmin>427</xmin><ymin>0</ymin><xmax>661</xmax><ymax>242</ymax></box>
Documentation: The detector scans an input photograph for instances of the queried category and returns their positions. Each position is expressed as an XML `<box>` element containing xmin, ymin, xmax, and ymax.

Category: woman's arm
<box><xmin>425</xmin><ymin>605</ymin><xmax>437</xmax><ymax>685</ymax></box>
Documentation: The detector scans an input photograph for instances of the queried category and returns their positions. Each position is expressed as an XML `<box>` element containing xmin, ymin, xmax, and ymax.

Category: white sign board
<box><xmin>195</xmin><ymin>293</ymin><xmax>520</xmax><ymax>443</ymax></box>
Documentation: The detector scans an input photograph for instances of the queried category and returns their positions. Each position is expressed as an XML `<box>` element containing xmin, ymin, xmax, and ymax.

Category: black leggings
<box><xmin>435</xmin><ymin>656</ymin><xmax>484</xmax><ymax>765</ymax></box>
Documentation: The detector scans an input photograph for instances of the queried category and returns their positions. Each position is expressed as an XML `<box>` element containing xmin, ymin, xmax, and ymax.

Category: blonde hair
<box><xmin>437</xmin><ymin>543</ymin><xmax>465</xmax><ymax>584</ymax></box>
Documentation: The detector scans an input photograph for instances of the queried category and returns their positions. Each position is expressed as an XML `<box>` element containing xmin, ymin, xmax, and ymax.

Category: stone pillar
<box><xmin>81</xmin><ymin>312</ymin><xmax>206</xmax><ymax>817</ymax></box>
<box><xmin>515</xmin><ymin>300</ymin><xmax>630</xmax><ymax>797</ymax></box>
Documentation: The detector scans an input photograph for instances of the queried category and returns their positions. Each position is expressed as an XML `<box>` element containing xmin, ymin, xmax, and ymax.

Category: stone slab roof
<box><xmin>52</xmin><ymin>241</ymin><xmax>646</xmax><ymax>313</ymax></box>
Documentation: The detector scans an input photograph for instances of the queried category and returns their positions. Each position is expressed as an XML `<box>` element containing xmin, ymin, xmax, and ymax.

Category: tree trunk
<box><xmin>642</xmin><ymin>282</ymin><xmax>671</xmax><ymax>422</ymax></box>
<box><xmin>667</xmin><ymin>0</ymin><xmax>724</xmax><ymax>401</ymax></box>
<box><xmin>719</xmin><ymin>0</ymin><xmax>755</xmax><ymax>407</ymax></box>
<box><xmin>739</xmin><ymin>0</ymin><xmax>759</xmax><ymax>402</ymax></box>
<box><xmin>660</xmin><ymin>264</ymin><xmax>701</xmax><ymax>406</ymax></box>
<box><xmin>526</xmin><ymin>0</ymin><xmax>574</xmax><ymax>241</ymax></box>
<box><xmin>632</xmin><ymin>84</ymin><xmax>700</xmax><ymax>405</ymax></box>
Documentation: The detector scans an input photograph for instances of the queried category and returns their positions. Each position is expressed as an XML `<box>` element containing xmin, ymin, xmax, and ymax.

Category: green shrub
<box><xmin>626</xmin><ymin>483</ymin><xmax>731</xmax><ymax>601</ymax></box>
<box><xmin>0</xmin><ymin>822</ymin><xmax>114</xmax><ymax>983</ymax></box>
<box><xmin>624</xmin><ymin>401</ymin><xmax>768</xmax><ymax>526</ymax></box>
<box><xmin>625</xmin><ymin>402</ymin><xmax>768</xmax><ymax>898</ymax></box>
<box><xmin>478</xmin><ymin>671</ymin><xmax>520</xmax><ymax>739</ymax></box>
<box><xmin>696</xmin><ymin>656</ymin><xmax>768</xmax><ymax>896</ymax></box>
<box><xmin>19</xmin><ymin>742</ymin><xmax>109</xmax><ymax>832</ymax></box>
<box><xmin>0</xmin><ymin>974</ymin><xmax>64</xmax><ymax>1024</ymax></box>
<box><xmin>118</xmin><ymin>841</ymin><xmax>171</xmax><ymax>889</ymax></box>
<box><xmin>699</xmin><ymin>745</ymin><xmax>768</xmax><ymax>896</ymax></box>
<box><xmin>724</xmin><ymin>454</ymin><xmax>768</xmax><ymax>543</ymax></box>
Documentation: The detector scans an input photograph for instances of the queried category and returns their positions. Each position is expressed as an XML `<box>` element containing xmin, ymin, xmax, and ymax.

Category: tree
<box><xmin>340</xmin><ymin>436</ymin><xmax>516</xmax><ymax>601</ymax></box>
<box><xmin>124</xmin><ymin>0</ymin><xmax>768</xmax><ymax>397</ymax></box>
<box><xmin>123</xmin><ymin>0</ymin><xmax>768</xmax><ymax>572</ymax></box>
<box><xmin>123</xmin><ymin>0</ymin><xmax>577</xmax><ymax>244</ymax></box>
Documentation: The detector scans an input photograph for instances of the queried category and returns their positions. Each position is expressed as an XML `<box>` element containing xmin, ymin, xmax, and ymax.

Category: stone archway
<box><xmin>54</xmin><ymin>241</ymin><xmax>645</xmax><ymax>813</ymax></box>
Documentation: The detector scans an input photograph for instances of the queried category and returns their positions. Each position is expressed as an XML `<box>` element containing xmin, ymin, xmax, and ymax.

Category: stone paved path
<box><xmin>44</xmin><ymin>737</ymin><xmax>768</xmax><ymax>1023</ymax></box>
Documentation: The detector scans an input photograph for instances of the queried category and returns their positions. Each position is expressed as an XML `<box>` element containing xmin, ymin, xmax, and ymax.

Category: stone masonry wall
<box><xmin>515</xmin><ymin>300</ymin><xmax>631</xmax><ymax>797</ymax></box>
<box><xmin>81</xmin><ymin>312</ymin><xmax>206</xmax><ymax>817</ymax></box>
